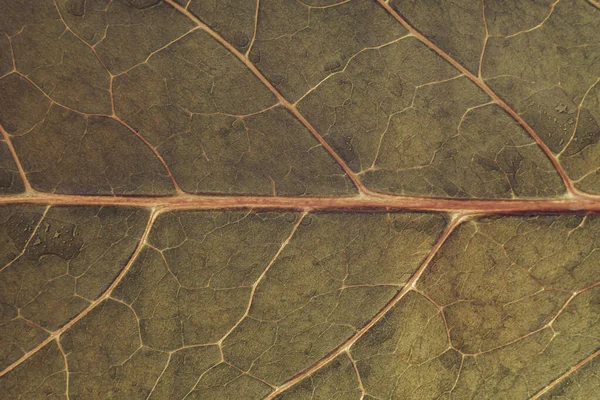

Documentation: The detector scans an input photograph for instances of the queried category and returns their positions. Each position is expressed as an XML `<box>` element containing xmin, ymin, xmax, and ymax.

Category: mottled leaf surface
<box><xmin>0</xmin><ymin>0</ymin><xmax>600</xmax><ymax>399</ymax></box>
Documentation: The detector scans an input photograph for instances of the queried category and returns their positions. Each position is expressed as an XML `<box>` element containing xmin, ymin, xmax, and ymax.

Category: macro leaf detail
<box><xmin>0</xmin><ymin>0</ymin><xmax>599</xmax><ymax>399</ymax></box>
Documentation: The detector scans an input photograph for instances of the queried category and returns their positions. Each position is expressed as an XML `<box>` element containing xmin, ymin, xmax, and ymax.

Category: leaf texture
<box><xmin>0</xmin><ymin>0</ymin><xmax>599</xmax><ymax>399</ymax></box>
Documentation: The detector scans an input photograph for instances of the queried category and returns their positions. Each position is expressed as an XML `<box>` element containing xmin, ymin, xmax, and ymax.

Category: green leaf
<box><xmin>0</xmin><ymin>0</ymin><xmax>599</xmax><ymax>399</ymax></box>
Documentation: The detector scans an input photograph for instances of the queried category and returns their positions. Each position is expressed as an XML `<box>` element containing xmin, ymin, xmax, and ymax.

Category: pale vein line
<box><xmin>217</xmin><ymin>211</ymin><xmax>307</xmax><ymax>346</ymax></box>
<box><xmin>376</xmin><ymin>0</ymin><xmax>578</xmax><ymax>197</ymax></box>
<box><xmin>478</xmin><ymin>0</ymin><xmax>489</xmax><ymax>79</ymax></box>
<box><xmin>265</xmin><ymin>215</ymin><xmax>464</xmax><ymax>399</ymax></box>
<box><xmin>19</xmin><ymin>1</ymin><xmax>186</xmax><ymax>194</ymax></box>
<box><xmin>502</xmin><ymin>0</ymin><xmax>561</xmax><ymax>39</ymax></box>
<box><xmin>56</xmin><ymin>338</ymin><xmax>71</xmax><ymax>400</ymax></box>
<box><xmin>245</xmin><ymin>0</ymin><xmax>261</xmax><ymax>57</ymax></box>
<box><xmin>558</xmin><ymin>78</ymin><xmax>600</xmax><ymax>158</ymax></box>
<box><xmin>0</xmin><ymin>209</ymin><xmax>158</xmax><ymax>378</ymax></box>
<box><xmin>346</xmin><ymin>349</ymin><xmax>367</xmax><ymax>397</ymax></box>
<box><xmin>294</xmin><ymin>34</ymin><xmax>412</xmax><ymax>106</ymax></box>
<box><xmin>145</xmin><ymin>352</ymin><xmax>172</xmax><ymax>400</ymax></box>
<box><xmin>12</xmin><ymin>72</ymin><xmax>184</xmax><ymax>194</ymax></box>
<box><xmin>0</xmin><ymin>123</ymin><xmax>34</xmax><ymax>195</ymax></box>
<box><xmin>0</xmin><ymin>31</ymin><xmax>16</xmax><ymax>80</ymax></box>
<box><xmin>296</xmin><ymin>0</ymin><xmax>352</xmax><ymax>9</ymax></box>
<box><xmin>112</xmin><ymin>25</ymin><xmax>202</xmax><ymax>78</ymax></box>
<box><xmin>0</xmin><ymin>205</ymin><xmax>49</xmax><ymax>274</ymax></box>
<box><xmin>162</xmin><ymin>0</ymin><xmax>369</xmax><ymax>195</ymax></box>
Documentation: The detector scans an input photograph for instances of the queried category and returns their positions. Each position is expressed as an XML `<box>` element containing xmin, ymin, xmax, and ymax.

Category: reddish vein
<box><xmin>0</xmin><ymin>192</ymin><xmax>598</xmax><ymax>215</ymax></box>
<box><xmin>162</xmin><ymin>0</ymin><xmax>369</xmax><ymax>195</ymax></box>
<box><xmin>0</xmin><ymin>192</ymin><xmax>596</xmax><ymax>214</ymax></box>
<box><xmin>376</xmin><ymin>0</ymin><xmax>577</xmax><ymax>196</ymax></box>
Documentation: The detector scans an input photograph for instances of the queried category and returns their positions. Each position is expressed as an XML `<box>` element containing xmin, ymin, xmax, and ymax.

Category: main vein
<box><xmin>0</xmin><ymin>192</ymin><xmax>599</xmax><ymax>215</ymax></box>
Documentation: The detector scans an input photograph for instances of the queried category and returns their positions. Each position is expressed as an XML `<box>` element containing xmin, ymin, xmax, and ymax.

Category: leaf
<box><xmin>0</xmin><ymin>0</ymin><xmax>599</xmax><ymax>399</ymax></box>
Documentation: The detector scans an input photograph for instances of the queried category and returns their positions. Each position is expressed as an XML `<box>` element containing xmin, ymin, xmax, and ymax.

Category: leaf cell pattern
<box><xmin>0</xmin><ymin>0</ymin><xmax>599</xmax><ymax>399</ymax></box>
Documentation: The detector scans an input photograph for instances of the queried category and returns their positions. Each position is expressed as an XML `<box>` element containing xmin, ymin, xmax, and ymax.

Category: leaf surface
<box><xmin>0</xmin><ymin>0</ymin><xmax>600</xmax><ymax>399</ymax></box>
